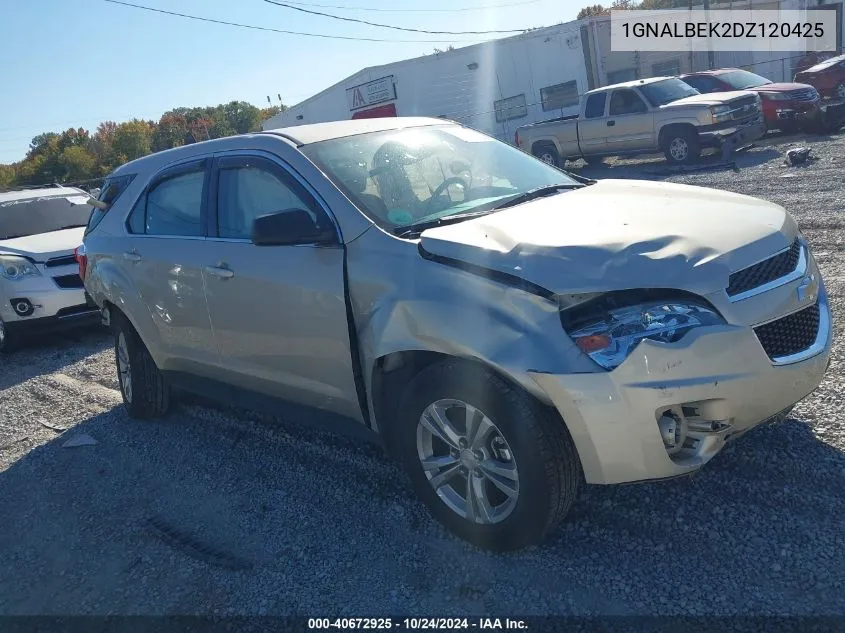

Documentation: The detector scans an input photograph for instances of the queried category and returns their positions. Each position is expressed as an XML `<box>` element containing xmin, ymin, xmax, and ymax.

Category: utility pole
<box><xmin>704</xmin><ymin>0</ymin><xmax>715</xmax><ymax>69</ymax></box>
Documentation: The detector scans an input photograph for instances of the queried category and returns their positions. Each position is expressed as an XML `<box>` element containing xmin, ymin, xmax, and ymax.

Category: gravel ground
<box><xmin>1</xmin><ymin>129</ymin><xmax>844</xmax><ymax>617</ymax></box>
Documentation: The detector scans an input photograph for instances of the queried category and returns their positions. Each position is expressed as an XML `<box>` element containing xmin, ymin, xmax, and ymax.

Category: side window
<box><xmin>216</xmin><ymin>159</ymin><xmax>319</xmax><ymax>240</ymax></box>
<box><xmin>85</xmin><ymin>174</ymin><xmax>135</xmax><ymax>235</ymax></box>
<box><xmin>609</xmin><ymin>89</ymin><xmax>648</xmax><ymax>116</ymax></box>
<box><xmin>684</xmin><ymin>76</ymin><xmax>716</xmax><ymax>93</ymax></box>
<box><xmin>584</xmin><ymin>93</ymin><xmax>607</xmax><ymax>119</ymax></box>
<box><xmin>135</xmin><ymin>169</ymin><xmax>206</xmax><ymax>237</ymax></box>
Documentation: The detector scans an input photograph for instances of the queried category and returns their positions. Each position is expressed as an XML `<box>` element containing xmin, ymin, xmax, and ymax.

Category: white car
<box><xmin>0</xmin><ymin>185</ymin><xmax>101</xmax><ymax>351</ymax></box>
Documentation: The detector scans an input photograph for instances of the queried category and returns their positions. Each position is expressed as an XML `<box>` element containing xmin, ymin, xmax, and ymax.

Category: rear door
<box><xmin>605</xmin><ymin>88</ymin><xmax>655</xmax><ymax>152</ymax></box>
<box><xmin>202</xmin><ymin>151</ymin><xmax>362</xmax><ymax>421</ymax></box>
<box><xmin>122</xmin><ymin>158</ymin><xmax>219</xmax><ymax>373</ymax></box>
<box><xmin>577</xmin><ymin>92</ymin><xmax>610</xmax><ymax>155</ymax></box>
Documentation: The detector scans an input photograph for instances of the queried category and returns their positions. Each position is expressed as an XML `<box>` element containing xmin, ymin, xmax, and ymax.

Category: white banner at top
<box><xmin>610</xmin><ymin>9</ymin><xmax>838</xmax><ymax>52</ymax></box>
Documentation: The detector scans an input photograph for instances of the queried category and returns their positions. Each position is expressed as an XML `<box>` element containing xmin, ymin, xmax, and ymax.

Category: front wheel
<box><xmin>395</xmin><ymin>360</ymin><xmax>581</xmax><ymax>551</ymax></box>
<box><xmin>532</xmin><ymin>144</ymin><xmax>561</xmax><ymax>168</ymax></box>
<box><xmin>663</xmin><ymin>128</ymin><xmax>701</xmax><ymax>164</ymax></box>
<box><xmin>834</xmin><ymin>81</ymin><xmax>845</xmax><ymax>100</ymax></box>
<box><xmin>112</xmin><ymin>312</ymin><xmax>170</xmax><ymax>419</ymax></box>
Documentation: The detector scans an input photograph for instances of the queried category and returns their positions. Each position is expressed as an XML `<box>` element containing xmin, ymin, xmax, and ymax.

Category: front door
<box><xmin>202</xmin><ymin>152</ymin><xmax>362</xmax><ymax>421</ymax></box>
<box><xmin>122</xmin><ymin>158</ymin><xmax>219</xmax><ymax>373</ymax></box>
<box><xmin>604</xmin><ymin>88</ymin><xmax>656</xmax><ymax>152</ymax></box>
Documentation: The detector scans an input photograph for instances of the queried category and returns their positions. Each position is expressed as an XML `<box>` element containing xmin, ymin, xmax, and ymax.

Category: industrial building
<box><xmin>263</xmin><ymin>0</ymin><xmax>844</xmax><ymax>143</ymax></box>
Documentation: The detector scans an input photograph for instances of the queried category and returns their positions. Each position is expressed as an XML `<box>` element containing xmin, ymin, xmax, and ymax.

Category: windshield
<box><xmin>719</xmin><ymin>70</ymin><xmax>772</xmax><ymax>90</ymax></box>
<box><xmin>0</xmin><ymin>195</ymin><xmax>92</xmax><ymax>240</ymax></box>
<box><xmin>301</xmin><ymin>125</ymin><xmax>579</xmax><ymax>231</ymax></box>
<box><xmin>639</xmin><ymin>78</ymin><xmax>700</xmax><ymax>106</ymax></box>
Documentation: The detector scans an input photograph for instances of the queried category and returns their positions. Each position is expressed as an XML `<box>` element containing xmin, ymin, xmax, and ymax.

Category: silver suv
<box><xmin>83</xmin><ymin>117</ymin><xmax>831</xmax><ymax>550</ymax></box>
<box><xmin>0</xmin><ymin>185</ymin><xmax>101</xmax><ymax>351</ymax></box>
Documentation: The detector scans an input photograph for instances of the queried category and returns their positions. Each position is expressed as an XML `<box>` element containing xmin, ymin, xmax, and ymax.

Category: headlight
<box><xmin>710</xmin><ymin>104</ymin><xmax>733</xmax><ymax>122</ymax></box>
<box><xmin>566</xmin><ymin>302</ymin><xmax>725</xmax><ymax>370</ymax></box>
<box><xmin>759</xmin><ymin>91</ymin><xmax>791</xmax><ymax>101</ymax></box>
<box><xmin>0</xmin><ymin>255</ymin><xmax>42</xmax><ymax>281</ymax></box>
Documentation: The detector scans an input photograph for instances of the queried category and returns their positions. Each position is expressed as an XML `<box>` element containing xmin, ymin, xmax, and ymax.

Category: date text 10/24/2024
<box><xmin>308</xmin><ymin>618</ymin><xmax>529</xmax><ymax>630</ymax></box>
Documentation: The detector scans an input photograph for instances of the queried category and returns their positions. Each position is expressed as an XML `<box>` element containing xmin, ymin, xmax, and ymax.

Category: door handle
<box><xmin>123</xmin><ymin>252</ymin><xmax>141</xmax><ymax>263</ymax></box>
<box><xmin>607</xmin><ymin>120</ymin><xmax>616</xmax><ymax>127</ymax></box>
<box><xmin>204</xmin><ymin>265</ymin><xmax>234</xmax><ymax>279</ymax></box>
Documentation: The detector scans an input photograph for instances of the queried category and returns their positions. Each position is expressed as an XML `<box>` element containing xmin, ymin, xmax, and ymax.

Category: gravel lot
<box><xmin>1</xmin><ymin>130</ymin><xmax>844</xmax><ymax>617</ymax></box>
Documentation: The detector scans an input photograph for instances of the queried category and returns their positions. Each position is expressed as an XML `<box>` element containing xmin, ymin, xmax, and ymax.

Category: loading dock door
<box><xmin>351</xmin><ymin>103</ymin><xmax>397</xmax><ymax>119</ymax></box>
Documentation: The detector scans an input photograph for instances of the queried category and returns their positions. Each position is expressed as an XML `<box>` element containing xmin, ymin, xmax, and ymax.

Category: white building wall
<box><xmin>263</xmin><ymin>24</ymin><xmax>589</xmax><ymax>143</ymax></box>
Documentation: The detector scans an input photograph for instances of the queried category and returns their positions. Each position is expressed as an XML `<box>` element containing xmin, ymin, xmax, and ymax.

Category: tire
<box><xmin>583</xmin><ymin>155</ymin><xmax>605</xmax><ymax>166</ymax></box>
<box><xmin>532</xmin><ymin>144</ymin><xmax>560</xmax><ymax>168</ymax></box>
<box><xmin>395</xmin><ymin>359</ymin><xmax>581</xmax><ymax>551</ymax></box>
<box><xmin>0</xmin><ymin>318</ymin><xmax>18</xmax><ymax>353</ymax></box>
<box><xmin>112</xmin><ymin>311</ymin><xmax>170</xmax><ymax>419</ymax></box>
<box><xmin>662</xmin><ymin>127</ymin><xmax>701</xmax><ymax>164</ymax></box>
<box><xmin>835</xmin><ymin>82</ymin><xmax>845</xmax><ymax>101</ymax></box>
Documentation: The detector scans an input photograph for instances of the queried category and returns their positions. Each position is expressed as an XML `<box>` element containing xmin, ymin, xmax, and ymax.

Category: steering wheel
<box><xmin>424</xmin><ymin>176</ymin><xmax>470</xmax><ymax>214</ymax></box>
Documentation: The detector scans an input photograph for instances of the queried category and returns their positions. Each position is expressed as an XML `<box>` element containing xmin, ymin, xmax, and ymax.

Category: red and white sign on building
<box><xmin>346</xmin><ymin>75</ymin><xmax>397</xmax><ymax>111</ymax></box>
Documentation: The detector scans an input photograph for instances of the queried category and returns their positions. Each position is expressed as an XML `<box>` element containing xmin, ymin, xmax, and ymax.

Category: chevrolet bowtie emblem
<box><xmin>797</xmin><ymin>274</ymin><xmax>816</xmax><ymax>302</ymax></box>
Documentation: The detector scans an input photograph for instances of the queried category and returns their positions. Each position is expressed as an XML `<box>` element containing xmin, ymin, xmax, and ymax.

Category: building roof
<box><xmin>264</xmin><ymin>116</ymin><xmax>447</xmax><ymax>146</ymax></box>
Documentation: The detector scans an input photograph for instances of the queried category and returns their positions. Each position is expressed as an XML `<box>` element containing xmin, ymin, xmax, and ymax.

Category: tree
<box><xmin>577</xmin><ymin>4</ymin><xmax>609</xmax><ymax>18</ymax></box>
<box><xmin>0</xmin><ymin>97</ymin><xmax>287</xmax><ymax>188</ymax></box>
<box><xmin>58</xmin><ymin>146</ymin><xmax>96</xmax><ymax>181</ymax></box>
<box><xmin>0</xmin><ymin>164</ymin><xmax>15</xmax><ymax>189</ymax></box>
<box><xmin>112</xmin><ymin>119</ymin><xmax>153</xmax><ymax>162</ymax></box>
<box><xmin>151</xmin><ymin>112</ymin><xmax>189</xmax><ymax>152</ymax></box>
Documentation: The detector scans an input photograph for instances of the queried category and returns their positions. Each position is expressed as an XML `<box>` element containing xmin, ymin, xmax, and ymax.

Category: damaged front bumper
<box><xmin>699</xmin><ymin>115</ymin><xmax>766</xmax><ymax>149</ymax></box>
<box><xmin>529</xmin><ymin>297</ymin><xmax>832</xmax><ymax>485</ymax></box>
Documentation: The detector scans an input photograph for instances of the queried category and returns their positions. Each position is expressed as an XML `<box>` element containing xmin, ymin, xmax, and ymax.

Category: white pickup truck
<box><xmin>516</xmin><ymin>77</ymin><xmax>766</xmax><ymax>165</ymax></box>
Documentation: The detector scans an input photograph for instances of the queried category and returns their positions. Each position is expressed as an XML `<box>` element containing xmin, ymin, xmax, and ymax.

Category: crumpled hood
<box><xmin>665</xmin><ymin>90</ymin><xmax>753</xmax><ymax>107</ymax></box>
<box><xmin>0</xmin><ymin>227</ymin><xmax>85</xmax><ymax>261</ymax></box>
<box><xmin>419</xmin><ymin>179</ymin><xmax>796</xmax><ymax>296</ymax></box>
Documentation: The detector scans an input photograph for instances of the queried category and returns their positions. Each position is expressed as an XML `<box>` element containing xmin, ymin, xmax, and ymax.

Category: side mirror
<box><xmin>251</xmin><ymin>208</ymin><xmax>336</xmax><ymax>246</ymax></box>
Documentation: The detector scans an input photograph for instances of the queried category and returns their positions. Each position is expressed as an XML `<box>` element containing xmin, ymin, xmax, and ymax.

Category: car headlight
<box><xmin>566</xmin><ymin>301</ymin><xmax>725</xmax><ymax>370</ymax></box>
<box><xmin>0</xmin><ymin>255</ymin><xmax>42</xmax><ymax>281</ymax></box>
<box><xmin>710</xmin><ymin>104</ymin><xmax>733</xmax><ymax>122</ymax></box>
<box><xmin>759</xmin><ymin>92</ymin><xmax>791</xmax><ymax>101</ymax></box>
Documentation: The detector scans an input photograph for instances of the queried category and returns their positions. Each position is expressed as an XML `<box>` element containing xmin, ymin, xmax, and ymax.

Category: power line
<box><xmin>101</xmin><ymin>0</ymin><xmax>490</xmax><ymax>43</ymax></box>
<box><xmin>262</xmin><ymin>0</ymin><xmax>529</xmax><ymax>34</ymax></box>
<box><xmin>283</xmin><ymin>0</ymin><xmax>542</xmax><ymax>11</ymax></box>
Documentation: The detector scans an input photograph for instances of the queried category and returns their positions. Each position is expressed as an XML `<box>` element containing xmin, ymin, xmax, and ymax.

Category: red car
<box><xmin>794</xmin><ymin>54</ymin><xmax>845</xmax><ymax>100</ymax></box>
<box><xmin>680</xmin><ymin>68</ymin><xmax>821</xmax><ymax>132</ymax></box>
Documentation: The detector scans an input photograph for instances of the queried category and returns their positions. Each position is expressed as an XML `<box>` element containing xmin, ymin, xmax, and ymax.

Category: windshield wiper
<box><xmin>395</xmin><ymin>209</ymin><xmax>501</xmax><ymax>238</ymax></box>
<box><xmin>490</xmin><ymin>184</ymin><xmax>582</xmax><ymax>211</ymax></box>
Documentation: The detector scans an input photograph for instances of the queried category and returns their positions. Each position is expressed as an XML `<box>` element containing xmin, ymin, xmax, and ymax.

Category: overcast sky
<box><xmin>0</xmin><ymin>0</ymin><xmax>582</xmax><ymax>163</ymax></box>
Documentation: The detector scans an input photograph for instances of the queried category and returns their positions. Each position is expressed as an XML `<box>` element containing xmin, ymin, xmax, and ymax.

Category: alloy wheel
<box><xmin>669</xmin><ymin>137</ymin><xmax>689</xmax><ymax>162</ymax></box>
<box><xmin>539</xmin><ymin>152</ymin><xmax>555</xmax><ymax>165</ymax></box>
<box><xmin>836</xmin><ymin>82</ymin><xmax>845</xmax><ymax>100</ymax></box>
<box><xmin>416</xmin><ymin>399</ymin><xmax>519</xmax><ymax>525</ymax></box>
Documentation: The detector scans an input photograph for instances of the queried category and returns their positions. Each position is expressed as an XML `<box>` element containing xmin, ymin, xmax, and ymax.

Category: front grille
<box><xmin>790</xmin><ymin>88</ymin><xmax>818</xmax><ymax>102</ymax></box>
<box><xmin>53</xmin><ymin>274</ymin><xmax>84</xmax><ymax>289</ymax></box>
<box><xmin>729</xmin><ymin>96</ymin><xmax>759</xmax><ymax>121</ymax></box>
<box><xmin>45</xmin><ymin>255</ymin><xmax>77</xmax><ymax>268</ymax></box>
<box><xmin>754</xmin><ymin>302</ymin><xmax>820</xmax><ymax>360</ymax></box>
<box><xmin>727</xmin><ymin>239</ymin><xmax>801</xmax><ymax>297</ymax></box>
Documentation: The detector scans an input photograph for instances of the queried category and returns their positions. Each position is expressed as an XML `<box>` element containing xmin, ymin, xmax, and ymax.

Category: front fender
<box><xmin>346</xmin><ymin>231</ymin><xmax>596</xmax><ymax>427</ymax></box>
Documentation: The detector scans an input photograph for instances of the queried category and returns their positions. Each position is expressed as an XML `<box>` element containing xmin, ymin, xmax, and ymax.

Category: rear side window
<box><xmin>584</xmin><ymin>93</ymin><xmax>607</xmax><ymax>119</ymax></box>
<box><xmin>127</xmin><ymin>161</ymin><xmax>206</xmax><ymax>237</ymax></box>
<box><xmin>683</xmin><ymin>75</ymin><xmax>719</xmax><ymax>93</ymax></box>
<box><xmin>85</xmin><ymin>174</ymin><xmax>135</xmax><ymax>235</ymax></box>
